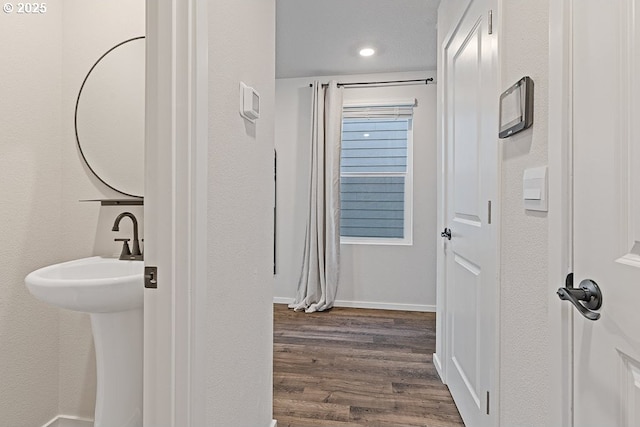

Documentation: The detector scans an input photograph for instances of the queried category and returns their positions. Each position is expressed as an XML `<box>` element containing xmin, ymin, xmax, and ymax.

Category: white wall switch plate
<box><xmin>239</xmin><ymin>82</ymin><xmax>260</xmax><ymax>122</ymax></box>
<box><xmin>523</xmin><ymin>166</ymin><xmax>548</xmax><ymax>212</ymax></box>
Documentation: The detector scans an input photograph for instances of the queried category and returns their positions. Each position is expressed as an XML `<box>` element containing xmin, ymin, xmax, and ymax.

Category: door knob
<box><xmin>557</xmin><ymin>273</ymin><xmax>602</xmax><ymax>321</ymax></box>
<box><xmin>441</xmin><ymin>228</ymin><xmax>452</xmax><ymax>240</ymax></box>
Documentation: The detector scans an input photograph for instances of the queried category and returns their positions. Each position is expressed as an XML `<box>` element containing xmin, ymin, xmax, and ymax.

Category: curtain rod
<box><xmin>308</xmin><ymin>78</ymin><xmax>434</xmax><ymax>88</ymax></box>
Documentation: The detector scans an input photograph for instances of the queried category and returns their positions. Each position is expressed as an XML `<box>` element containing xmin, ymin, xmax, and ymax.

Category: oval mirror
<box><xmin>75</xmin><ymin>37</ymin><xmax>145</xmax><ymax>198</ymax></box>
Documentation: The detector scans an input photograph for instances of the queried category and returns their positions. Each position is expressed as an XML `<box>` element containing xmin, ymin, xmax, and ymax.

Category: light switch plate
<box><xmin>239</xmin><ymin>82</ymin><xmax>260</xmax><ymax>122</ymax></box>
<box><xmin>523</xmin><ymin>166</ymin><xmax>548</xmax><ymax>212</ymax></box>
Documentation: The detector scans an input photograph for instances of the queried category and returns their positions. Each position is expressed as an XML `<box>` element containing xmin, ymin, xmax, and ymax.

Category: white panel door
<box><xmin>443</xmin><ymin>1</ymin><xmax>498</xmax><ymax>426</ymax></box>
<box><xmin>571</xmin><ymin>1</ymin><xmax>640</xmax><ymax>426</ymax></box>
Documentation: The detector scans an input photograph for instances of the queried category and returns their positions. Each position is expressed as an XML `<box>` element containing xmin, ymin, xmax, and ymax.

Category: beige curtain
<box><xmin>289</xmin><ymin>81</ymin><xmax>343</xmax><ymax>313</ymax></box>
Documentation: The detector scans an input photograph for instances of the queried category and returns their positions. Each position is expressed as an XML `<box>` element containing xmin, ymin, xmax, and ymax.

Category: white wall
<box><xmin>498</xmin><ymin>1</ymin><xmax>551</xmax><ymax>425</ymax></box>
<box><xmin>206</xmin><ymin>0</ymin><xmax>275</xmax><ymax>425</ymax></box>
<box><xmin>0</xmin><ymin>6</ymin><xmax>63</xmax><ymax>426</ymax></box>
<box><xmin>0</xmin><ymin>2</ymin><xmax>145</xmax><ymax>424</ymax></box>
<box><xmin>274</xmin><ymin>71</ymin><xmax>437</xmax><ymax>311</ymax></box>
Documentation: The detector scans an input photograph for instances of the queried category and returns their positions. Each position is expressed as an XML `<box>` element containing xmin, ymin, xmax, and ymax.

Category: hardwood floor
<box><xmin>273</xmin><ymin>304</ymin><xmax>464</xmax><ymax>427</ymax></box>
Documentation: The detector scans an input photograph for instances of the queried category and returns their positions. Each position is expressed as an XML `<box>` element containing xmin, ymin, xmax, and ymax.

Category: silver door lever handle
<box><xmin>441</xmin><ymin>228</ymin><xmax>452</xmax><ymax>240</ymax></box>
<box><xmin>557</xmin><ymin>273</ymin><xmax>602</xmax><ymax>321</ymax></box>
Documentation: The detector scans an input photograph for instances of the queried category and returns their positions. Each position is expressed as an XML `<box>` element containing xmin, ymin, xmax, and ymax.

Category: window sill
<box><xmin>340</xmin><ymin>237</ymin><xmax>412</xmax><ymax>246</ymax></box>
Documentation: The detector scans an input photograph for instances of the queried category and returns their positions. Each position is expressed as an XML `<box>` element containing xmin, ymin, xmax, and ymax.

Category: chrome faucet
<box><xmin>112</xmin><ymin>212</ymin><xmax>143</xmax><ymax>261</ymax></box>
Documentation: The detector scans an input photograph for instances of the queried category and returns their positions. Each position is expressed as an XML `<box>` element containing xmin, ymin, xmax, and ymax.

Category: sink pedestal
<box><xmin>25</xmin><ymin>257</ymin><xmax>145</xmax><ymax>427</ymax></box>
<box><xmin>91</xmin><ymin>307</ymin><xmax>143</xmax><ymax>427</ymax></box>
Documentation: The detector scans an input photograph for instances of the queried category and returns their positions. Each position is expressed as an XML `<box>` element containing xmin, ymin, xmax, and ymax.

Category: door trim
<box><xmin>144</xmin><ymin>0</ymin><xmax>208</xmax><ymax>425</ymax></box>
<box><xmin>548</xmin><ymin>0</ymin><xmax>574</xmax><ymax>425</ymax></box>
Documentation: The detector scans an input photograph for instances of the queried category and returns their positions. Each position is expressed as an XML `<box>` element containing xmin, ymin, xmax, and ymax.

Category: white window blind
<box><xmin>340</xmin><ymin>102</ymin><xmax>414</xmax><ymax>243</ymax></box>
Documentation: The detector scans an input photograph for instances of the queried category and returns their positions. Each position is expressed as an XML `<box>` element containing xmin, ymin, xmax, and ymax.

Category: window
<box><xmin>340</xmin><ymin>103</ymin><xmax>413</xmax><ymax>244</ymax></box>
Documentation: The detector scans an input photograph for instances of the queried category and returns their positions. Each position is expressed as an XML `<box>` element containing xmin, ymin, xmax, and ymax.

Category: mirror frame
<box><xmin>74</xmin><ymin>36</ymin><xmax>146</xmax><ymax>198</ymax></box>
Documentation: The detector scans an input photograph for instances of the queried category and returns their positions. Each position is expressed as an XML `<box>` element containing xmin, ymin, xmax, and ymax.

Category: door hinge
<box><xmin>488</xmin><ymin>10</ymin><xmax>493</xmax><ymax>35</ymax></box>
<box><xmin>145</xmin><ymin>266</ymin><xmax>158</xmax><ymax>289</ymax></box>
<box><xmin>488</xmin><ymin>200</ymin><xmax>492</xmax><ymax>224</ymax></box>
<box><xmin>486</xmin><ymin>391</ymin><xmax>490</xmax><ymax>414</ymax></box>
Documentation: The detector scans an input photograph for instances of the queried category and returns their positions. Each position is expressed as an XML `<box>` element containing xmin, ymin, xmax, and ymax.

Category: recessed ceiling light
<box><xmin>363</xmin><ymin>133</ymin><xmax>370</xmax><ymax>137</ymax></box>
<box><xmin>359</xmin><ymin>48</ymin><xmax>375</xmax><ymax>57</ymax></box>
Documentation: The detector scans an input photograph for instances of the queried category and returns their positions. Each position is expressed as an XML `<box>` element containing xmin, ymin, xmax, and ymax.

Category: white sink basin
<box><xmin>25</xmin><ymin>256</ymin><xmax>143</xmax><ymax>313</ymax></box>
<box><xmin>25</xmin><ymin>256</ymin><xmax>144</xmax><ymax>427</ymax></box>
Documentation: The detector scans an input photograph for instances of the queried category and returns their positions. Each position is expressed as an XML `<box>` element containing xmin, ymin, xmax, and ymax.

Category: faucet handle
<box><xmin>114</xmin><ymin>238</ymin><xmax>132</xmax><ymax>259</ymax></box>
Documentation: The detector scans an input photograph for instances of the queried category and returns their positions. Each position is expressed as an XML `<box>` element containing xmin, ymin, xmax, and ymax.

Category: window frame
<box><xmin>339</xmin><ymin>116</ymin><xmax>414</xmax><ymax>246</ymax></box>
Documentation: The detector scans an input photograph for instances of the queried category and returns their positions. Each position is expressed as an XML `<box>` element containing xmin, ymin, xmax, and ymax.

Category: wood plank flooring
<box><xmin>273</xmin><ymin>304</ymin><xmax>464</xmax><ymax>427</ymax></box>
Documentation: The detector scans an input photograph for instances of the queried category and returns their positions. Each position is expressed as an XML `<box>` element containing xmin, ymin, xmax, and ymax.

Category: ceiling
<box><xmin>276</xmin><ymin>0</ymin><xmax>441</xmax><ymax>79</ymax></box>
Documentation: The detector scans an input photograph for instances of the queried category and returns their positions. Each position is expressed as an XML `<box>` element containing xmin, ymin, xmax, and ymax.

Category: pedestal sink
<box><xmin>25</xmin><ymin>256</ymin><xmax>144</xmax><ymax>427</ymax></box>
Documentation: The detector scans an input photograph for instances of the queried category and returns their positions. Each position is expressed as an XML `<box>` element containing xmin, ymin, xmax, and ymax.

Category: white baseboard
<box><xmin>433</xmin><ymin>352</ymin><xmax>444</xmax><ymax>383</ymax></box>
<box><xmin>45</xmin><ymin>414</ymin><xmax>273</xmax><ymax>427</ymax></box>
<box><xmin>273</xmin><ymin>297</ymin><xmax>435</xmax><ymax>312</ymax></box>
<box><xmin>334</xmin><ymin>300</ymin><xmax>436</xmax><ymax>312</ymax></box>
<box><xmin>273</xmin><ymin>297</ymin><xmax>294</xmax><ymax>305</ymax></box>
<box><xmin>42</xmin><ymin>415</ymin><xmax>93</xmax><ymax>427</ymax></box>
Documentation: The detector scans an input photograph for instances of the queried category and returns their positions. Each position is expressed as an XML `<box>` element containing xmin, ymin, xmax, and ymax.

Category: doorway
<box><xmin>273</xmin><ymin>0</ymin><xmax>455</xmax><ymax>424</ymax></box>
